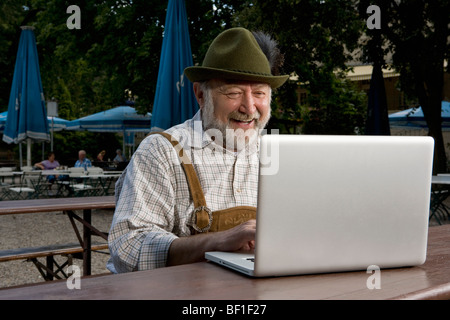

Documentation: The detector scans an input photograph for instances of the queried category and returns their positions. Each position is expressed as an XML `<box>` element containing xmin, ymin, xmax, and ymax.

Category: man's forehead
<box><xmin>209</xmin><ymin>79</ymin><xmax>271</xmax><ymax>90</ymax></box>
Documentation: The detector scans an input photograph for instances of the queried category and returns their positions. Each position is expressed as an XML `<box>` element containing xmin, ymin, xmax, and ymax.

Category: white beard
<box><xmin>201</xmin><ymin>88</ymin><xmax>271</xmax><ymax>152</ymax></box>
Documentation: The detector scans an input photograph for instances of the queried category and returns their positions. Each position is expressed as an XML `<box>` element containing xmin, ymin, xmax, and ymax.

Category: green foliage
<box><xmin>235</xmin><ymin>0</ymin><xmax>367</xmax><ymax>135</ymax></box>
<box><xmin>0</xmin><ymin>0</ymin><xmax>249</xmax><ymax>116</ymax></box>
<box><xmin>359</xmin><ymin>0</ymin><xmax>450</xmax><ymax>172</ymax></box>
<box><xmin>267</xmin><ymin>80</ymin><xmax>302</xmax><ymax>134</ymax></box>
<box><xmin>0</xmin><ymin>0</ymin><xmax>247</xmax><ymax>163</ymax></box>
<box><xmin>0</xmin><ymin>0</ymin><xmax>30</xmax><ymax>110</ymax></box>
<box><xmin>2</xmin><ymin>0</ymin><xmax>448</xmax><ymax>170</ymax></box>
<box><xmin>302</xmin><ymin>74</ymin><xmax>367</xmax><ymax>135</ymax></box>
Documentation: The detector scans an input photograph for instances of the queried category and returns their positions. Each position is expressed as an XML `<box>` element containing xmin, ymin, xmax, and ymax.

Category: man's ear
<box><xmin>193</xmin><ymin>82</ymin><xmax>204</xmax><ymax>110</ymax></box>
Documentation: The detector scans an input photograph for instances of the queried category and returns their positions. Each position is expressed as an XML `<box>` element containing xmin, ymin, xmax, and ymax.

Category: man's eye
<box><xmin>225</xmin><ymin>92</ymin><xmax>242</xmax><ymax>99</ymax></box>
<box><xmin>253</xmin><ymin>91</ymin><xmax>265</xmax><ymax>97</ymax></box>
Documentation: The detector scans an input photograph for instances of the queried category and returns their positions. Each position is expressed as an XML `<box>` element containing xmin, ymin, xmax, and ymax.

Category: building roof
<box><xmin>346</xmin><ymin>65</ymin><xmax>400</xmax><ymax>81</ymax></box>
<box><xmin>290</xmin><ymin>64</ymin><xmax>400</xmax><ymax>83</ymax></box>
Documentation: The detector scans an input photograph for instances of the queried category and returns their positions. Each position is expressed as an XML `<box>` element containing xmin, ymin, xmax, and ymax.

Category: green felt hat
<box><xmin>184</xmin><ymin>27</ymin><xmax>289</xmax><ymax>89</ymax></box>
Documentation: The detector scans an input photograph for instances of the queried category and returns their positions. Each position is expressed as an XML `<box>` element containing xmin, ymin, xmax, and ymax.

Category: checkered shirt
<box><xmin>107</xmin><ymin>111</ymin><xmax>259</xmax><ymax>273</ymax></box>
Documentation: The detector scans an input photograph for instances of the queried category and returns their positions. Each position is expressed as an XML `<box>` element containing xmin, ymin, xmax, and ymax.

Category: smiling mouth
<box><xmin>230</xmin><ymin>119</ymin><xmax>257</xmax><ymax>128</ymax></box>
<box><xmin>232</xmin><ymin>119</ymin><xmax>255</xmax><ymax>124</ymax></box>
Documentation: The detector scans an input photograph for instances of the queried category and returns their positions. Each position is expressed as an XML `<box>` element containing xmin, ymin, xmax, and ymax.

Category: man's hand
<box><xmin>167</xmin><ymin>219</ymin><xmax>256</xmax><ymax>267</ymax></box>
<box><xmin>215</xmin><ymin>219</ymin><xmax>256</xmax><ymax>252</ymax></box>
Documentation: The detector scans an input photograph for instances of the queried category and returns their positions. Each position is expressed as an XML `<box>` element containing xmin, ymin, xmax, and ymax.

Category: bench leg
<box><xmin>46</xmin><ymin>256</ymin><xmax>54</xmax><ymax>281</ymax></box>
<box><xmin>29</xmin><ymin>258</ymin><xmax>50</xmax><ymax>280</ymax></box>
<box><xmin>65</xmin><ymin>209</ymin><xmax>108</xmax><ymax>276</ymax></box>
<box><xmin>83</xmin><ymin>209</ymin><xmax>92</xmax><ymax>276</ymax></box>
<box><xmin>29</xmin><ymin>258</ymin><xmax>59</xmax><ymax>281</ymax></box>
<box><xmin>53</xmin><ymin>256</ymin><xmax>70</xmax><ymax>278</ymax></box>
<box><xmin>28</xmin><ymin>256</ymin><xmax>72</xmax><ymax>281</ymax></box>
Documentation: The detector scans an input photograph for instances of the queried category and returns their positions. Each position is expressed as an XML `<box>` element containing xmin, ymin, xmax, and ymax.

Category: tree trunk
<box><xmin>415</xmin><ymin>62</ymin><xmax>446</xmax><ymax>174</ymax></box>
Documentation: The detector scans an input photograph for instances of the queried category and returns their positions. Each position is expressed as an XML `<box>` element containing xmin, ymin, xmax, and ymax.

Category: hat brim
<box><xmin>184</xmin><ymin>66</ymin><xmax>289</xmax><ymax>89</ymax></box>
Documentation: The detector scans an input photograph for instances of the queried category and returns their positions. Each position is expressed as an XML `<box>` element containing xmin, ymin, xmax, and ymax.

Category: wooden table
<box><xmin>0</xmin><ymin>196</ymin><xmax>115</xmax><ymax>276</ymax></box>
<box><xmin>0</xmin><ymin>224</ymin><xmax>448</xmax><ymax>300</ymax></box>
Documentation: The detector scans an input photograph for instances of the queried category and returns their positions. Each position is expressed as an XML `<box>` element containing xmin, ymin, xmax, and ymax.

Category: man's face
<box><xmin>197</xmin><ymin>79</ymin><xmax>271</xmax><ymax>150</ymax></box>
<box><xmin>79</xmin><ymin>152</ymin><xmax>86</xmax><ymax>161</ymax></box>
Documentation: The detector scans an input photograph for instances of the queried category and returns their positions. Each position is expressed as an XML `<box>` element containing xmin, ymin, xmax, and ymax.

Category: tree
<box><xmin>187</xmin><ymin>0</ymin><xmax>251</xmax><ymax>62</ymax></box>
<box><xmin>0</xmin><ymin>0</ymin><xmax>36</xmax><ymax>110</ymax></box>
<box><xmin>1</xmin><ymin>1</ymin><xmax>251</xmax><ymax>162</ymax></box>
<box><xmin>359</xmin><ymin>0</ymin><xmax>450</xmax><ymax>173</ymax></box>
<box><xmin>31</xmin><ymin>0</ymin><xmax>168</xmax><ymax>117</ymax></box>
<box><xmin>234</xmin><ymin>0</ymin><xmax>368</xmax><ymax>134</ymax></box>
<box><xmin>1</xmin><ymin>0</ymin><xmax>250</xmax><ymax>117</ymax></box>
<box><xmin>302</xmin><ymin>74</ymin><xmax>367</xmax><ymax>135</ymax></box>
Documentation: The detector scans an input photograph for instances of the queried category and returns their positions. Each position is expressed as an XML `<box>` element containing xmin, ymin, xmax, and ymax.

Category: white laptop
<box><xmin>205</xmin><ymin>135</ymin><xmax>434</xmax><ymax>277</ymax></box>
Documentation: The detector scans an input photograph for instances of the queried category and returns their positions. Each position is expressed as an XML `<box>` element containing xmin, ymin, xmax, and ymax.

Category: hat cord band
<box><xmin>227</xmin><ymin>69</ymin><xmax>273</xmax><ymax>76</ymax></box>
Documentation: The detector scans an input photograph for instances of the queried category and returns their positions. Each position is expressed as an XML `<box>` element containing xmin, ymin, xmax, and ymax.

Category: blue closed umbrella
<box><xmin>151</xmin><ymin>0</ymin><xmax>198</xmax><ymax>131</ymax></box>
<box><xmin>365</xmin><ymin>63</ymin><xmax>390</xmax><ymax>135</ymax></box>
<box><xmin>3</xmin><ymin>26</ymin><xmax>49</xmax><ymax>167</ymax></box>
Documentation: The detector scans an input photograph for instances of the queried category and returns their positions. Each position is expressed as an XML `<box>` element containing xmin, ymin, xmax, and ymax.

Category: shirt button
<box><xmin>236</xmin><ymin>188</ymin><xmax>242</xmax><ymax>193</ymax></box>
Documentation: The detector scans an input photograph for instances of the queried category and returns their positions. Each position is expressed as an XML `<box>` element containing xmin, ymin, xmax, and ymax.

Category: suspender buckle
<box><xmin>192</xmin><ymin>206</ymin><xmax>213</xmax><ymax>233</ymax></box>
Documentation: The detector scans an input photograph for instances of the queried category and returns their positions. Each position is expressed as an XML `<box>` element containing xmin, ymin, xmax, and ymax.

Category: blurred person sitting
<box><xmin>97</xmin><ymin>150</ymin><xmax>106</xmax><ymax>162</ymax></box>
<box><xmin>74</xmin><ymin>150</ymin><xmax>92</xmax><ymax>170</ymax></box>
<box><xmin>113</xmin><ymin>149</ymin><xmax>127</xmax><ymax>163</ymax></box>
<box><xmin>34</xmin><ymin>151</ymin><xmax>61</xmax><ymax>183</ymax></box>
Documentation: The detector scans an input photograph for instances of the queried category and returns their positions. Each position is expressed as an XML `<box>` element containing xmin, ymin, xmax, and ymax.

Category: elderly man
<box><xmin>113</xmin><ymin>149</ymin><xmax>127</xmax><ymax>163</ymax></box>
<box><xmin>107</xmin><ymin>27</ymin><xmax>288</xmax><ymax>273</ymax></box>
<box><xmin>74</xmin><ymin>150</ymin><xmax>92</xmax><ymax>170</ymax></box>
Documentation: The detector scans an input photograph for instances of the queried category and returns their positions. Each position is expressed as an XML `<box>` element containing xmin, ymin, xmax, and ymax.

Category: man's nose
<box><xmin>239</xmin><ymin>93</ymin><xmax>257</xmax><ymax>115</ymax></box>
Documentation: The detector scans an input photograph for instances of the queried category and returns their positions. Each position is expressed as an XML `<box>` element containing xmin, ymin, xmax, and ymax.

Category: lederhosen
<box><xmin>151</xmin><ymin>132</ymin><xmax>256</xmax><ymax>234</ymax></box>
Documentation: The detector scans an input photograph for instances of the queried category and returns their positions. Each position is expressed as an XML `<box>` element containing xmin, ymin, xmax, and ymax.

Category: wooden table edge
<box><xmin>391</xmin><ymin>282</ymin><xmax>450</xmax><ymax>300</ymax></box>
<box><xmin>0</xmin><ymin>196</ymin><xmax>115</xmax><ymax>215</ymax></box>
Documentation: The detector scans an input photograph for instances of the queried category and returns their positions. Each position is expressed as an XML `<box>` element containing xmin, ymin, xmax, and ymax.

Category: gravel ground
<box><xmin>0</xmin><ymin>208</ymin><xmax>114</xmax><ymax>289</ymax></box>
<box><xmin>0</xmin><ymin>198</ymin><xmax>448</xmax><ymax>290</ymax></box>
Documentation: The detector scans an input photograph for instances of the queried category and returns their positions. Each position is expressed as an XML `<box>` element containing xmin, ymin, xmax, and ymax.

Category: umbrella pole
<box><xmin>123</xmin><ymin>130</ymin><xmax>125</xmax><ymax>160</ymax></box>
<box><xmin>27</xmin><ymin>138</ymin><xmax>31</xmax><ymax>167</ymax></box>
<box><xmin>51</xmin><ymin>117</ymin><xmax>54</xmax><ymax>152</ymax></box>
<box><xmin>19</xmin><ymin>142</ymin><xmax>23</xmax><ymax>169</ymax></box>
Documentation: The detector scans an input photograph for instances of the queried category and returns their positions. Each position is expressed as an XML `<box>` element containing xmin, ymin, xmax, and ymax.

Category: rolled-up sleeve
<box><xmin>108</xmin><ymin>137</ymin><xmax>182</xmax><ymax>273</ymax></box>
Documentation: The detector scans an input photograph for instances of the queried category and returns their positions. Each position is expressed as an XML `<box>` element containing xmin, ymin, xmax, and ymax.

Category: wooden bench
<box><xmin>0</xmin><ymin>196</ymin><xmax>115</xmax><ymax>277</ymax></box>
<box><xmin>0</xmin><ymin>242</ymin><xmax>108</xmax><ymax>281</ymax></box>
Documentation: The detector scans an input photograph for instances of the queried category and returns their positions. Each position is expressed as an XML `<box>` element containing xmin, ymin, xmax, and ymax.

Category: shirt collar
<box><xmin>167</xmin><ymin>110</ymin><xmax>210</xmax><ymax>149</ymax></box>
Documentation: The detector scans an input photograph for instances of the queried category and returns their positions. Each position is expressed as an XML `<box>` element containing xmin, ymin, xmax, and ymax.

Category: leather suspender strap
<box><xmin>148</xmin><ymin>132</ymin><xmax>212</xmax><ymax>232</ymax></box>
